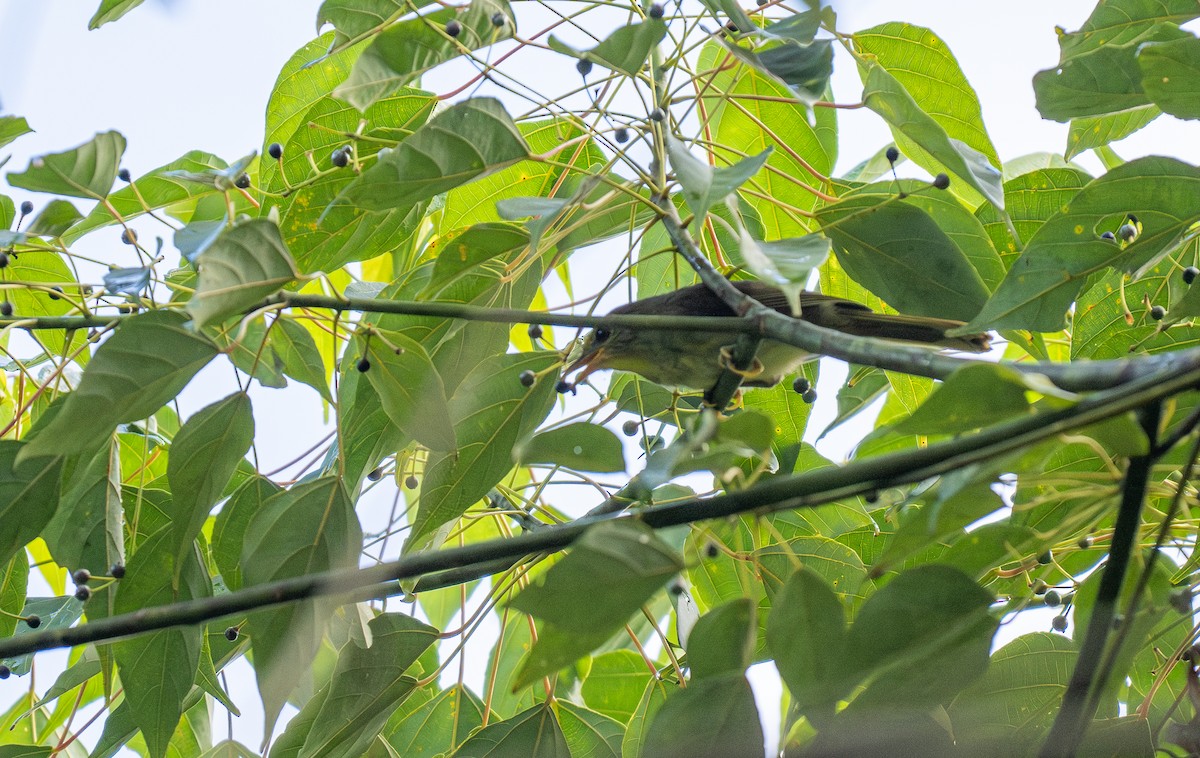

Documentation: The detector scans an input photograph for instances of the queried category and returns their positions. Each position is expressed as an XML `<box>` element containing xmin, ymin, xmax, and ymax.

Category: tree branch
<box><xmin>3</xmin><ymin>358</ymin><xmax>1197</xmax><ymax>660</ymax></box>
<box><xmin>1039</xmin><ymin>404</ymin><xmax>1163</xmax><ymax>758</ymax></box>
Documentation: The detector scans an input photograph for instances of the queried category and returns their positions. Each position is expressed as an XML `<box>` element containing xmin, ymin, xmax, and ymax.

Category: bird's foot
<box><xmin>718</xmin><ymin>346</ymin><xmax>764</xmax><ymax>379</ymax></box>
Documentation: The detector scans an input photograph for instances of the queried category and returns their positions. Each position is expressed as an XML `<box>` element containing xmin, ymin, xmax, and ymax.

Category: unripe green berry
<box><xmin>622</xmin><ymin>419</ymin><xmax>640</xmax><ymax>436</ymax></box>
<box><xmin>1044</xmin><ymin>590</ymin><xmax>1062</xmax><ymax>607</ymax></box>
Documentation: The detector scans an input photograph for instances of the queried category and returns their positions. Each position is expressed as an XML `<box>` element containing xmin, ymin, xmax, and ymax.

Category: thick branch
<box><xmin>2</xmin><ymin>359</ymin><xmax>1196</xmax><ymax>660</ymax></box>
<box><xmin>1039</xmin><ymin>404</ymin><xmax>1162</xmax><ymax>758</ymax></box>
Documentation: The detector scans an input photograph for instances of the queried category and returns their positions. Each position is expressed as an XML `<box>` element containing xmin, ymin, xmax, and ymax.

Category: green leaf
<box><xmin>187</xmin><ymin>219</ymin><xmax>301</xmax><ymax>329</ymax></box>
<box><xmin>1066</xmin><ymin>106</ymin><xmax>1161</xmax><ymax>161</ymax></box>
<box><xmin>316</xmin><ymin>0</ymin><xmax>412</xmax><ymax>39</ymax></box>
<box><xmin>816</xmin><ymin>195</ymin><xmax>990</xmax><ymax>320</ymax></box>
<box><xmin>0</xmin><ymin>116</ymin><xmax>32</xmax><ymax>150</ymax></box>
<box><xmin>8</xmin><ymin>131</ymin><xmax>125</xmax><ymax>198</ymax></box>
<box><xmin>511</xmin><ymin>522</ymin><xmax>682</xmax><ymax>633</ymax></box>
<box><xmin>334</xmin><ymin>0</ymin><xmax>515</xmax><ymax>110</ymax></box>
<box><xmin>549</xmin><ymin>19</ymin><xmax>668</xmax><ymax>78</ymax></box>
<box><xmin>0</xmin><ymin>442</ymin><xmax>64</xmax><ymax>569</ymax></box>
<box><xmin>296</xmin><ymin>614</ymin><xmax>438</xmax><ymax>757</ymax></box>
<box><xmin>641</xmin><ymin>674</ymin><xmax>764</xmax><ymax>758</ymax></box>
<box><xmin>67</xmin><ymin>151</ymin><xmax>236</xmax><ymax>243</ymax></box>
<box><xmin>19</xmin><ymin>310</ymin><xmax>219</xmax><ymax>461</ymax></box>
<box><xmin>90</xmin><ymin>0</ymin><xmax>147</xmax><ymax>28</ymax></box>
<box><xmin>510</xmin><ymin>522</ymin><xmax>681</xmax><ymax>686</ymax></box>
<box><xmin>666</xmin><ymin>137</ymin><xmax>772</xmax><ymax>223</ymax></box>
<box><xmin>241</xmin><ymin>477</ymin><xmax>362</xmax><ymax>734</ymax></box>
<box><xmin>405</xmin><ymin>351</ymin><xmax>558</xmax><ymax>550</ymax></box>
<box><xmin>515</xmin><ymin>422</ymin><xmax>626</xmax><ymax>473</ymax></box>
<box><xmin>720</xmin><ymin>37</ymin><xmax>835</xmax><ymax>103</ymax></box>
<box><xmin>1033</xmin><ymin>23</ymin><xmax>1189</xmax><ymax>122</ymax></box>
<box><xmin>112</xmin><ymin>529</ymin><xmax>209</xmax><ymax>758</ymax></box>
<box><xmin>453</xmin><ymin>704</ymin><xmax>570</xmax><ymax>758</ymax></box>
<box><xmin>895</xmin><ymin>363</ymin><xmax>1044</xmax><ymax>435</ymax></box>
<box><xmin>269</xmin><ymin>90</ymin><xmax>436</xmax><ymax>273</ymax></box>
<box><xmin>975</xmin><ymin>167</ymin><xmax>1092</xmax><ymax>271</ymax></box>
<box><xmin>0</xmin><ymin>553</ymin><xmax>28</xmax><ymax>640</ymax></box>
<box><xmin>25</xmin><ymin>200</ymin><xmax>81</xmax><ymax>238</ymax></box>
<box><xmin>1057</xmin><ymin>0</ymin><xmax>1200</xmax><ymax>58</ymax></box>
<box><xmin>860</xmin><ymin>62</ymin><xmax>1003</xmax><ymax>209</ymax></box>
<box><xmin>843</xmin><ymin>564</ymin><xmax>996</xmax><ymax>707</ymax></box>
<box><xmin>579</xmin><ymin>650</ymin><xmax>651</xmax><ymax>724</ymax></box>
<box><xmin>947</xmin><ymin>633</ymin><xmax>1076</xmax><ymax>754</ymax></box>
<box><xmin>40</xmin><ymin>439</ymin><xmax>123</xmax><ymax>577</ymax></box>
<box><xmin>212</xmin><ymin>475</ymin><xmax>281</xmax><ymax>592</ymax></box>
<box><xmin>334</xmin><ymin>98</ymin><xmax>529</xmax><ymax>214</ymax></box>
<box><xmin>686</xmin><ymin>598</ymin><xmax>755</xmax><ymax>681</ymax></box>
<box><xmin>958</xmin><ymin>156</ymin><xmax>1200</xmax><ymax>333</ymax></box>
<box><xmin>1139</xmin><ymin>35</ymin><xmax>1200</xmax><ymax>119</ymax></box>
<box><xmin>384</xmin><ymin>685</ymin><xmax>486</xmax><ymax>758</ymax></box>
<box><xmin>272</xmin><ymin>318</ymin><xmax>332</xmax><ymax>402</ymax></box>
<box><xmin>167</xmin><ymin>392</ymin><xmax>254</xmax><ymax>570</ymax></box>
<box><xmin>359</xmin><ymin>331</ymin><xmax>455</xmax><ymax>452</ymax></box>
<box><xmin>554</xmin><ymin>701</ymin><xmax>622</xmax><ymax>758</ymax></box>
<box><xmin>768</xmin><ymin>566</ymin><xmax>849</xmax><ymax>712</ymax></box>
<box><xmin>3</xmin><ymin>248</ymin><xmax>82</xmax><ymax>355</ymax></box>
<box><xmin>697</xmin><ymin>41</ymin><xmax>835</xmax><ymax>239</ymax></box>
<box><xmin>854</xmin><ymin>22</ymin><xmax>998</xmax><ymax>166</ymax></box>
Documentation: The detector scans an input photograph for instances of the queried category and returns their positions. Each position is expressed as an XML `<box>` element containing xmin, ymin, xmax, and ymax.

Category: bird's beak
<box><xmin>562</xmin><ymin>339</ymin><xmax>607</xmax><ymax>387</ymax></box>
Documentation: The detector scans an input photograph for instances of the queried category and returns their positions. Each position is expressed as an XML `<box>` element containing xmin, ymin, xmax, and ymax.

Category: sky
<box><xmin>1</xmin><ymin>0</ymin><xmax>1194</xmax><ymax>753</ymax></box>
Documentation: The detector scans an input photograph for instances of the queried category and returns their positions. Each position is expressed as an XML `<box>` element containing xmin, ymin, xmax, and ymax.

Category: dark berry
<box><xmin>932</xmin><ymin>173</ymin><xmax>950</xmax><ymax>190</ymax></box>
<box><xmin>704</xmin><ymin>541</ymin><xmax>719</xmax><ymax>559</ymax></box>
<box><xmin>801</xmin><ymin>388</ymin><xmax>818</xmax><ymax>404</ymax></box>
<box><xmin>576</xmin><ymin>58</ymin><xmax>593</xmax><ymax>77</ymax></box>
<box><xmin>0</xmin><ymin>665</ymin><xmax>9</xmax><ymax>679</ymax></box>
<box><xmin>74</xmin><ymin>585</ymin><xmax>91</xmax><ymax>602</ymax></box>
<box><xmin>725</xmin><ymin>20</ymin><xmax>739</xmax><ymax>33</ymax></box>
<box><xmin>1044</xmin><ymin>590</ymin><xmax>1062</xmax><ymax>607</ymax></box>
<box><xmin>614</xmin><ymin>127</ymin><xmax>630</xmax><ymax>143</ymax></box>
<box><xmin>668</xmin><ymin>580</ymin><xmax>685</xmax><ymax>595</ymax></box>
<box><xmin>1101</xmin><ymin>231</ymin><xmax>1116</xmax><ymax>240</ymax></box>
<box><xmin>405</xmin><ymin>475</ymin><xmax>419</xmax><ymax>490</ymax></box>
<box><xmin>792</xmin><ymin>376</ymin><xmax>811</xmax><ymax>394</ymax></box>
<box><xmin>1170</xmin><ymin>590</ymin><xmax>1193</xmax><ymax>614</ymax></box>
<box><xmin>332</xmin><ymin>147</ymin><xmax>349</xmax><ymax>168</ymax></box>
<box><xmin>268</xmin><ymin>142</ymin><xmax>283</xmax><ymax>160</ymax></box>
<box><xmin>110</xmin><ymin>563</ymin><xmax>125</xmax><ymax>579</ymax></box>
<box><xmin>367</xmin><ymin>467</ymin><xmax>384</xmax><ymax>482</ymax></box>
<box><xmin>1127</xmin><ymin>214</ymin><xmax>1140</xmax><ymax>225</ymax></box>
<box><xmin>863</xmin><ymin>490</ymin><xmax>879</xmax><ymax>504</ymax></box>
<box><xmin>1051</xmin><ymin>614</ymin><xmax>1068</xmax><ymax>632</ymax></box>
<box><xmin>1077</xmin><ymin>535</ymin><xmax>1093</xmax><ymax>549</ymax></box>
<box><xmin>519</xmin><ymin>370</ymin><xmax>536</xmax><ymax>387</ymax></box>
<box><xmin>19</xmin><ymin>201</ymin><xmax>32</xmax><ymax>216</ymax></box>
<box><xmin>356</xmin><ymin>357</ymin><xmax>371</xmax><ymax>373</ymax></box>
<box><xmin>1150</xmin><ymin>305</ymin><xmax>1166</xmax><ymax>321</ymax></box>
<box><xmin>885</xmin><ymin>146</ymin><xmax>900</xmax><ymax>163</ymax></box>
<box><xmin>25</xmin><ymin>614</ymin><xmax>40</xmax><ymax>628</ymax></box>
<box><xmin>0</xmin><ymin>253</ymin><xmax>9</xmax><ymax>269</ymax></box>
<box><xmin>234</xmin><ymin>173</ymin><xmax>251</xmax><ymax>189</ymax></box>
<box><xmin>622</xmin><ymin>419</ymin><xmax>640</xmax><ymax>436</ymax></box>
<box><xmin>118</xmin><ymin>168</ymin><xmax>132</xmax><ymax>182</ymax></box>
<box><xmin>73</xmin><ymin>569</ymin><xmax>91</xmax><ymax>585</ymax></box>
<box><xmin>121</xmin><ymin>228</ymin><xmax>138</xmax><ymax>245</ymax></box>
<box><xmin>556</xmin><ymin>379</ymin><xmax>575</xmax><ymax>394</ymax></box>
<box><xmin>1</xmin><ymin>302</ymin><xmax>13</xmax><ymax>318</ymax></box>
<box><xmin>757</xmin><ymin>0</ymin><xmax>767</xmax><ymax>5</ymax></box>
<box><xmin>1184</xmin><ymin>266</ymin><xmax>1199</xmax><ymax>285</ymax></box>
<box><xmin>650</xmin><ymin>108</ymin><xmax>666</xmax><ymax>122</ymax></box>
<box><xmin>491</xmin><ymin>12</ymin><xmax>506</xmax><ymax>26</ymax></box>
<box><xmin>224</xmin><ymin>626</ymin><xmax>239</xmax><ymax>641</ymax></box>
<box><xmin>1118</xmin><ymin>223</ymin><xmax>1138</xmax><ymax>242</ymax></box>
<box><xmin>1032</xmin><ymin>579</ymin><xmax>1048</xmax><ymax>595</ymax></box>
<box><xmin>649</xmin><ymin>3</ymin><xmax>664</xmax><ymax>18</ymax></box>
<box><xmin>640</xmin><ymin>435</ymin><xmax>664</xmax><ymax>452</ymax></box>
<box><xmin>1037</xmin><ymin>550</ymin><xmax>1052</xmax><ymax>565</ymax></box>
<box><xmin>48</xmin><ymin>286</ymin><xmax>62</xmax><ymax>300</ymax></box>
<box><xmin>445</xmin><ymin>19</ymin><xmax>462</xmax><ymax>37</ymax></box>
<box><xmin>1112</xmin><ymin>614</ymin><xmax>1124</xmax><ymax>630</ymax></box>
<box><xmin>527</xmin><ymin>323</ymin><xmax>542</xmax><ymax>341</ymax></box>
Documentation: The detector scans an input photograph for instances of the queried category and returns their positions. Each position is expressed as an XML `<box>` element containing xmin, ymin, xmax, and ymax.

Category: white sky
<box><xmin>1</xmin><ymin>0</ymin><xmax>1194</xmax><ymax>754</ymax></box>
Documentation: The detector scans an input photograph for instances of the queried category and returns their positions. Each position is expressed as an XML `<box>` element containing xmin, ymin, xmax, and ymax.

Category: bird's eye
<box><xmin>594</xmin><ymin>327</ymin><xmax>611</xmax><ymax>343</ymax></box>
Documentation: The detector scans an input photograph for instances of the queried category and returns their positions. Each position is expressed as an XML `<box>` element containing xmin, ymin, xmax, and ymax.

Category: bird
<box><xmin>562</xmin><ymin>281</ymin><xmax>991</xmax><ymax>391</ymax></box>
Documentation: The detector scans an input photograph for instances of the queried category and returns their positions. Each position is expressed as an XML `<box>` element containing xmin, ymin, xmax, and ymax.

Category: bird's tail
<box><xmin>840</xmin><ymin>312</ymin><xmax>991</xmax><ymax>353</ymax></box>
